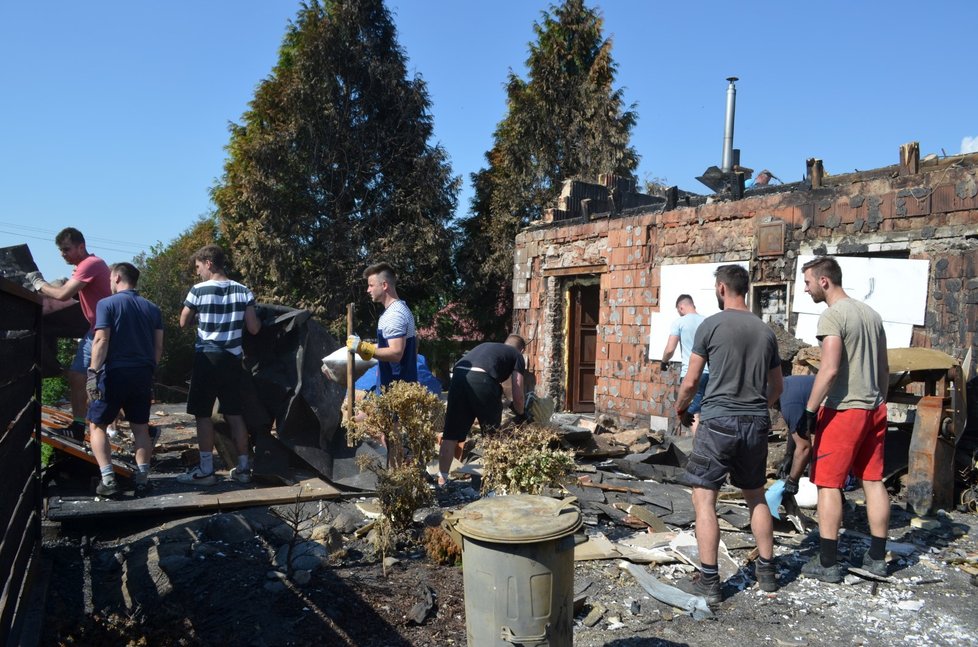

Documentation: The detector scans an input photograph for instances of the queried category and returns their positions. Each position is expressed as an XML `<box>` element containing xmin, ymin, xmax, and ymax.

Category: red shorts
<box><xmin>810</xmin><ymin>404</ymin><xmax>887</xmax><ymax>488</ymax></box>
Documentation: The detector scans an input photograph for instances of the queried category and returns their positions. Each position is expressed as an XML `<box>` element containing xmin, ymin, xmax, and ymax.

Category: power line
<box><xmin>0</xmin><ymin>229</ymin><xmax>146</xmax><ymax>257</ymax></box>
<box><xmin>0</xmin><ymin>220</ymin><xmax>153</xmax><ymax>250</ymax></box>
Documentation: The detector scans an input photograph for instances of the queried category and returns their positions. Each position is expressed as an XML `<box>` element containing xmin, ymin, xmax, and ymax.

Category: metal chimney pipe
<box><xmin>721</xmin><ymin>77</ymin><xmax>738</xmax><ymax>172</ymax></box>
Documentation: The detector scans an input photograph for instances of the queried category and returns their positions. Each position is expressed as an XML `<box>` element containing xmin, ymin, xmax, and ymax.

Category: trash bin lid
<box><xmin>454</xmin><ymin>495</ymin><xmax>582</xmax><ymax>544</ymax></box>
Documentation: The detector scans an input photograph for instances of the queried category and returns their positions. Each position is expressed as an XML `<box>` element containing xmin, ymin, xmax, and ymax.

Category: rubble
<box><xmin>36</xmin><ymin>404</ymin><xmax>978</xmax><ymax>646</ymax></box>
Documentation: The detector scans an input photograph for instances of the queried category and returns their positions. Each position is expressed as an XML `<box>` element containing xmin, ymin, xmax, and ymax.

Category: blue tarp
<box><xmin>354</xmin><ymin>353</ymin><xmax>443</xmax><ymax>394</ymax></box>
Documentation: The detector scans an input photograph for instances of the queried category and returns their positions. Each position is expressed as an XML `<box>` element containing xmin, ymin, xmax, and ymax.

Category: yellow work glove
<box><xmin>346</xmin><ymin>335</ymin><xmax>376</xmax><ymax>360</ymax></box>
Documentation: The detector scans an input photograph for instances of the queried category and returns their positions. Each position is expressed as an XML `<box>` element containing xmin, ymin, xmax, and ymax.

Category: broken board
<box><xmin>39</xmin><ymin>428</ymin><xmax>135</xmax><ymax>478</ymax></box>
<box><xmin>847</xmin><ymin>566</ymin><xmax>897</xmax><ymax>583</ymax></box>
<box><xmin>46</xmin><ymin>477</ymin><xmax>347</xmax><ymax>521</ymax></box>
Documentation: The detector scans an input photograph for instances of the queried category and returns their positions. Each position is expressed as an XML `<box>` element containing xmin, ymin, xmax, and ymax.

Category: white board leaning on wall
<box><xmin>792</xmin><ymin>255</ymin><xmax>929</xmax><ymax>349</ymax></box>
<box><xmin>648</xmin><ymin>261</ymin><xmax>750</xmax><ymax>361</ymax></box>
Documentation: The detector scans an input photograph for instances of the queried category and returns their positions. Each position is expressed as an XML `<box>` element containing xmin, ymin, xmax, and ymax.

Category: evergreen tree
<box><xmin>136</xmin><ymin>217</ymin><xmax>225</xmax><ymax>393</ymax></box>
<box><xmin>213</xmin><ymin>0</ymin><xmax>458</xmax><ymax>333</ymax></box>
<box><xmin>456</xmin><ymin>0</ymin><xmax>637</xmax><ymax>338</ymax></box>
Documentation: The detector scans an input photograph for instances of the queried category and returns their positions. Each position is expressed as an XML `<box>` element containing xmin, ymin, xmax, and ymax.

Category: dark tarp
<box><xmin>242</xmin><ymin>305</ymin><xmax>377</xmax><ymax>490</ymax></box>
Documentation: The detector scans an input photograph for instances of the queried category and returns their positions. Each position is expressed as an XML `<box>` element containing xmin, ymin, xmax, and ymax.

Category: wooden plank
<box><xmin>46</xmin><ymin>477</ymin><xmax>349</xmax><ymax>521</ymax></box>
<box><xmin>542</xmin><ymin>264</ymin><xmax>606</xmax><ymax>277</ymax></box>
<box><xmin>41</xmin><ymin>407</ymin><xmax>123</xmax><ymax>452</ymax></box>
<box><xmin>38</xmin><ymin>430</ymin><xmax>135</xmax><ymax>478</ymax></box>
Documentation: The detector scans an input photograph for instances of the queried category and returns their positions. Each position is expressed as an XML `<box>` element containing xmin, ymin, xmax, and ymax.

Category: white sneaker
<box><xmin>176</xmin><ymin>465</ymin><xmax>217</xmax><ymax>486</ymax></box>
<box><xmin>230</xmin><ymin>467</ymin><xmax>252</xmax><ymax>484</ymax></box>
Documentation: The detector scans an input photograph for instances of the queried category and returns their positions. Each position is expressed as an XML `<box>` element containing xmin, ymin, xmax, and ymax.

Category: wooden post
<box><xmin>807</xmin><ymin>158</ymin><xmax>823</xmax><ymax>189</ymax></box>
<box><xmin>346</xmin><ymin>303</ymin><xmax>355</xmax><ymax>447</ymax></box>
<box><xmin>900</xmin><ymin>141</ymin><xmax>920</xmax><ymax>176</ymax></box>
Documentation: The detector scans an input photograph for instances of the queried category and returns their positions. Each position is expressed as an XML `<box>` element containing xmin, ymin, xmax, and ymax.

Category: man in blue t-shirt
<box><xmin>661</xmin><ymin>294</ymin><xmax>709</xmax><ymax>432</ymax></box>
<box><xmin>87</xmin><ymin>262</ymin><xmax>163</xmax><ymax>498</ymax></box>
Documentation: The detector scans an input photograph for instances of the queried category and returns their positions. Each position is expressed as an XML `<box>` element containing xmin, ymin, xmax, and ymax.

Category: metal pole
<box><xmin>721</xmin><ymin>77</ymin><xmax>738</xmax><ymax>172</ymax></box>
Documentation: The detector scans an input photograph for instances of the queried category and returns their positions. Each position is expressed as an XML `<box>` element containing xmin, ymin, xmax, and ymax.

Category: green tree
<box><xmin>212</xmin><ymin>0</ymin><xmax>458</xmax><ymax>335</ymax></box>
<box><xmin>136</xmin><ymin>217</ymin><xmax>225</xmax><ymax>396</ymax></box>
<box><xmin>456</xmin><ymin>0</ymin><xmax>638</xmax><ymax>338</ymax></box>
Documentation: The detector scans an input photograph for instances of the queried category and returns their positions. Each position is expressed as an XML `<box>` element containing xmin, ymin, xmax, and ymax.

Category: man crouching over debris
<box><xmin>87</xmin><ymin>263</ymin><xmax>163</xmax><ymax>497</ymax></box>
<box><xmin>676</xmin><ymin>264</ymin><xmax>783</xmax><ymax>604</ymax></box>
<box><xmin>437</xmin><ymin>334</ymin><xmax>527</xmax><ymax>487</ymax></box>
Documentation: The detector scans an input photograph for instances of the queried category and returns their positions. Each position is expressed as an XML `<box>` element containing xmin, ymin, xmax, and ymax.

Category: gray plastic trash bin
<box><xmin>452</xmin><ymin>495</ymin><xmax>582</xmax><ymax>647</ymax></box>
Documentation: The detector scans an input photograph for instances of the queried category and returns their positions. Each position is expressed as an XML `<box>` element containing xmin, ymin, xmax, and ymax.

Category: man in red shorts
<box><xmin>800</xmin><ymin>256</ymin><xmax>890</xmax><ymax>582</ymax></box>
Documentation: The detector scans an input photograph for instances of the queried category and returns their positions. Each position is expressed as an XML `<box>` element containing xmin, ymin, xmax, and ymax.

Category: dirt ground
<box><xmin>39</xmin><ymin>406</ymin><xmax>978</xmax><ymax>646</ymax></box>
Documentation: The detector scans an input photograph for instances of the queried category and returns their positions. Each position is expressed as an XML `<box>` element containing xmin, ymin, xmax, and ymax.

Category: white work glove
<box><xmin>25</xmin><ymin>270</ymin><xmax>46</xmax><ymax>291</ymax></box>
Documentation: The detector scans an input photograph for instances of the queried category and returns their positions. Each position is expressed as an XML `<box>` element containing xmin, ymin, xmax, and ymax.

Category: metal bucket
<box><xmin>451</xmin><ymin>495</ymin><xmax>582</xmax><ymax>647</ymax></box>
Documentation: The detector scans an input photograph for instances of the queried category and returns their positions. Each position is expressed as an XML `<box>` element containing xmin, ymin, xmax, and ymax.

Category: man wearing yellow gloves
<box><xmin>347</xmin><ymin>262</ymin><xmax>417</xmax><ymax>390</ymax></box>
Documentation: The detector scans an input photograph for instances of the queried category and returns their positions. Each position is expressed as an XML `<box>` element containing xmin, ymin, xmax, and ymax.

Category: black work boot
<box><xmin>756</xmin><ymin>559</ymin><xmax>778</xmax><ymax>592</ymax></box>
<box><xmin>801</xmin><ymin>555</ymin><xmax>845</xmax><ymax>583</ymax></box>
<box><xmin>679</xmin><ymin>573</ymin><xmax>722</xmax><ymax>605</ymax></box>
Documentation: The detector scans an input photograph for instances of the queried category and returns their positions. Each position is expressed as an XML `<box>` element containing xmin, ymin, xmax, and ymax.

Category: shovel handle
<box><xmin>346</xmin><ymin>303</ymin><xmax>355</xmax><ymax>447</ymax></box>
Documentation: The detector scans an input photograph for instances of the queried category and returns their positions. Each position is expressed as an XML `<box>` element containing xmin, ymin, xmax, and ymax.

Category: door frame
<box><xmin>564</xmin><ymin>277</ymin><xmax>600</xmax><ymax>413</ymax></box>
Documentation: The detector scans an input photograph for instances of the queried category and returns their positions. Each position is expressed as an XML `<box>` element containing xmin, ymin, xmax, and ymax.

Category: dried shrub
<box><xmin>377</xmin><ymin>464</ymin><xmax>433</xmax><ymax>531</ymax></box>
<box><xmin>349</xmin><ymin>381</ymin><xmax>444</xmax><ymax>469</ymax></box>
<box><xmin>349</xmin><ymin>381</ymin><xmax>444</xmax><ymax>560</ymax></box>
<box><xmin>371</xmin><ymin>516</ymin><xmax>396</xmax><ymax>559</ymax></box>
<box><xmin>481</xmin><ymin>423</ymin><xmax>575</xmax><ymax>495</ymax></box>
<box><xmin>422</xmin><ymin>527</ymin><xmax>461</xmax><ymax>566</ymax></box>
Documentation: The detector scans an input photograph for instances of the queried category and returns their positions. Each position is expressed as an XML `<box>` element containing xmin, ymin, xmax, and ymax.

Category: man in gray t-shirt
<box><xmin>675</xmin><ymin>264</ymin><xmax>783</xmax><ymax>604</ymax></box>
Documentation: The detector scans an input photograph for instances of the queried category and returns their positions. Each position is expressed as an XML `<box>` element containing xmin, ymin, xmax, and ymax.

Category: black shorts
<box><xmin>186</xmin><ymin>351</ymin><xmax>245</xmax><ymax>417</ymax></box>
<box><xmin>88</xmin><ymin>366</ymin><xmax>154</xmax><ymax>426</ymax></box>
<box><xmin>683</xmin><ymin>414</ymin><xmax>769</xmax><ymax>490</ymax></box>
<box><xmin>442</xmin><ymin>369</ymin><xmax>503</xmax><ymax>442</ymax></box>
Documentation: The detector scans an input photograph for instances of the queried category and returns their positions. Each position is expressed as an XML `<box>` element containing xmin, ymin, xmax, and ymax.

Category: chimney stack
<box><xmin>721</xmin><ymin>77</ymin><xmax>738</xmax><ymax>173</ymax></box>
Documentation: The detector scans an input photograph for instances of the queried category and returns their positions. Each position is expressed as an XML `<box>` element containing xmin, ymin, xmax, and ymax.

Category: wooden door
<box><xmin>568</xmin><ymin>284</ymin><xmax>599</xmax><ymax>412</ymax></box>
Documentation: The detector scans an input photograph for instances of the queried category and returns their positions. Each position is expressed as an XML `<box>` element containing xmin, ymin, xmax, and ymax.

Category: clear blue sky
<box><xmin>2</xmin><ymin>1</ymin><xmax>975</xmax><ymax>278</ymax></box>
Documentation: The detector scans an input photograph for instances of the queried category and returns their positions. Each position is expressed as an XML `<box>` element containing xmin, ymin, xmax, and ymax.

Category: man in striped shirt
<box><xmin>177</xmin><ymin>245</ymin><xmax>261</xmax><ymax>486</ymax></box>
<box><xmin>348</xmin><ymin>262</ymin><xmax>418</xmax><ymax>389</ymax></box>
<box><xmin>347</xmin><ymin>263</ymin><xmax>418</xmax><ymax>466</ymax></box>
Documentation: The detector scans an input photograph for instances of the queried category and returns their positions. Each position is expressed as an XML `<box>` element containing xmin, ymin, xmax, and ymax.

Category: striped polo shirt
<box><xmin>376</xmin><ymin>299</ymin><xmax>417</xmax><ymax>387</ymax></box>
<box><xmin>184</xmin><ymin>279</ymin><xmax>256</xmax><ymax>356</ymax></box>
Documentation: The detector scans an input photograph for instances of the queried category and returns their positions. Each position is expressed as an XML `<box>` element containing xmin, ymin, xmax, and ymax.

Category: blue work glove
<box><xmin>86</xmin><ymin>367</ymin><xmax>104</xmax><ymax>401</ymax></box>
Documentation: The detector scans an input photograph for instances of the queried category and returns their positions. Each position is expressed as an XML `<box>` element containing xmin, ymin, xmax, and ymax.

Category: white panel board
<box><xmin>647</xmin><ymin>312</ymin><xmax>672</xmax><ymax>361</ymax></box>
<box><xmin>649</xmin><ymin>261</ymin><xmax>750</xmax><ymax>361</ymax></box>
<box><xmin>795</xmin><ymin>311</ymin><xmax>914</xmax><ymax>348</ymax></box>
<box><xmin>792</xmin><ymin>255</ymin><xmax>929</xmax><ymax>325</ymax></box>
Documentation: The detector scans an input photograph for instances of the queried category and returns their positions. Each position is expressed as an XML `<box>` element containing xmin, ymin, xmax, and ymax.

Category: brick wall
<box><xmin>513</xmin><ymin>155</ymin><xmax>978</xmax><ymax>427</ymax></box>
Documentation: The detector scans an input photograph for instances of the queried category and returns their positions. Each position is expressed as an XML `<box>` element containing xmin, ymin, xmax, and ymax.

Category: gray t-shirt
<box><xmin>816</xmin><ymin>297</ymin><xmax>886</xmax><ymax>410</ymax></box>
<box><xmin>691</xmin><ymin>309</ymin><xmax>781</xmax><ymax>420</ymax></box>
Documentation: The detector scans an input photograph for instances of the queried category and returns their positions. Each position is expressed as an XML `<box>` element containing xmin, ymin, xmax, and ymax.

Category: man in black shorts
<box><xmin>676</xmin><ymin>264</ymin><xmax>783</xmax><ymax>603</ymax></box>
<box><xmin>178</xmin><ymin>246</ymin><xmax>261</xmax><ymax>485</ymax></box>
<box><xmin>87</xmin><ymin>263</ymin><xmax>163</xmax><ymax>497</ymax></box>
<box><xmin>437</xmin><ymin>334</ymin><xmax>527</xmax><ymax>486</ymax></box>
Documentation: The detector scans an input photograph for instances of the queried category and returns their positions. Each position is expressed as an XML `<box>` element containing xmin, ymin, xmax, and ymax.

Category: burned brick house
<box><xmin>511</xmin><ymin>145</ymin><xmax>978</xmax><ymax>428</ymax></box>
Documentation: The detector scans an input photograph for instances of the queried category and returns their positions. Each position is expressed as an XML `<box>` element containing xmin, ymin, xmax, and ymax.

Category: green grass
<box><xmin>41</xmin><ymin>443</ymin><xmax>54</xmax><ymax>468</ymax></box>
